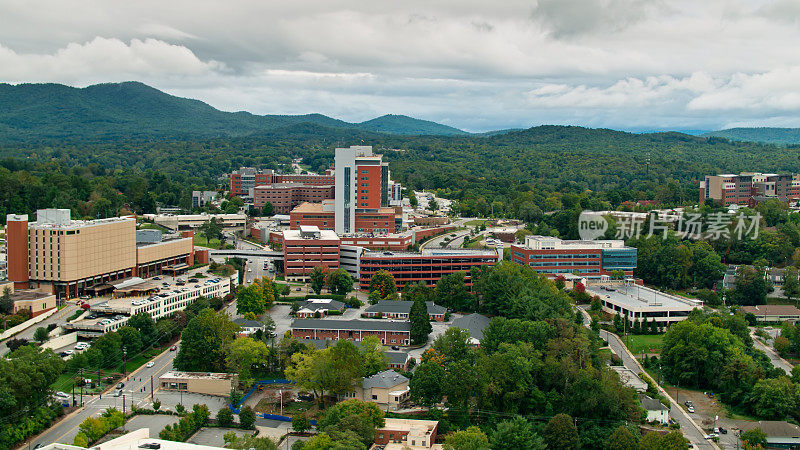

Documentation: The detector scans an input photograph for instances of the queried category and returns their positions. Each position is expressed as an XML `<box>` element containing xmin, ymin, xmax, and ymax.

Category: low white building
<box><xmin>639</xmin><ymin>394</ymin><xmax>669</xmax><ymax>425</ymax></box>
<box><xmin>589</xmin><ymin>282</ymin><xmax>702</xmax><ymax>331</ymax></box>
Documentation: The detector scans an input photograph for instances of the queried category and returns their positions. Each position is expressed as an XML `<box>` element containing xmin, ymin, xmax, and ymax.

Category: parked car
<box><xmin>153</xmin><ymin>277</ymin><xmax>161</xmax><ymax>280</ymax></box>
<box><xmin>684</xmin><ymin>400</ymin><xmax>693</xmax><ymax>407</ymax></box>
<box><xmin>117</xmin><ymin>382</ymin><xmax>125</xmax><ymax>389</ymax></box>
<box><xmin>79</xmin><ymin>295</ymin><xmax>91</xmax><ymax>300</ymax></box>
<box><xmin>687</xmin><ymin>406</ymin><xmax>695</xmax><ymax>413</ymax></box>
<box><xmin>139</xmin><ymin>443</ymin><xmax>161</xmax><ymax>449</ymax></box>
<box><xmin>113</xmin><ymin>389</ymin><xmax>122</xmax><ymax>397</ymax></box>
<box><xmin>64</xmin><ymin>350</ymin><xmax>74</xmax><ymax>355</ymax></box>
<box><xmin>54</xmin><ymin>391</ymin><xmax>70</xmax><ymax>399</ymax></box>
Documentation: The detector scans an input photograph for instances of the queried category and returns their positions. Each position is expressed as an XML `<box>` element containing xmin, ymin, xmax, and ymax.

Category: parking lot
<box><xmin>671</xmin><ymin>387</ymin><xmax>748</xmax><ymax>448</ymax></box>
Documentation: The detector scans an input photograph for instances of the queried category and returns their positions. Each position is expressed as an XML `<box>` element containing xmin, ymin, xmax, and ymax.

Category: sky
<box><xmin>2</xmin><ymin>0</ymin><xmax>800</xmax><ymax>132</ymax></box>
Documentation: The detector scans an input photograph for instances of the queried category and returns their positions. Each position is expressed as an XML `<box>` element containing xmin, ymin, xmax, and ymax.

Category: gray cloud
<box><xmin>0</xmin><ymin>0</ymin><xmax>798</xmax><ymax>131</ymax></box>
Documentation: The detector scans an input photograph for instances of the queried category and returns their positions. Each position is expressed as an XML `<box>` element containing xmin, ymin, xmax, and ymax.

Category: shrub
<box><xmin>239</xmin><ymin>405</ymin><xmax>256</xmax><ymax>429</ymax></box>
<box><xmin>217</xmin><ymin>407</ymin><xmax>234</xmax><ymax>428</ymax></box>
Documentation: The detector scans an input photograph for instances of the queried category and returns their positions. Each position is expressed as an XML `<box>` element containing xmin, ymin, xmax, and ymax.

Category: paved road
<box><xmin>420</xmin><ymin>217</ymin><xmax>474</xmax><ymax>250</ymax></box>
<box><xmin>28</xmin><ymin>341</ymin><xmax>229</xmax><ymax>448</ymax></box>
<box><xmin>599</xmin><ymin>329</ymin><xmax>718</xmax><ymax>449</ymax></box>
<box><xmin>751</xmin><ymin>329</ymin><xmax>793</xmax><ymax>374</ymax></box>
<box><xmin>1</xmin><ymin>304</ymin><xmax>79</xmax><ymax>356</ymax></box>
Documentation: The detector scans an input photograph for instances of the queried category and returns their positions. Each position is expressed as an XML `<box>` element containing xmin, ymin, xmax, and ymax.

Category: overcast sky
<box><xmin>2</xmin><ymin>0</ymin><xmax>800</xmax><ymax>132</ymax></box>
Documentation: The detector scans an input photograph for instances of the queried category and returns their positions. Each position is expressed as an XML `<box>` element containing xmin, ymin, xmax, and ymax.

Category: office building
<box><xmin>699</xmin><ymin>172</ymin><xmax>800</xmax><ymax>206</ymax></box>
<box><xmin>358</xmin><ymin>248</ymin><xmax>501</xmax><ymax>290</ymax></box>
<box><xmin>145</xmin><ymin>213</ymin><xmax>246</xmax><ymax>231</ymax></box>
<box><xmin>376</xmin><ymin>418</ymin><xmax>442</xmax><ymax>450</ymax></box>
<box><xmin>510</xmin><ymin>235</ymin><xmax>637</xmax><ymax>279</ymax></box>
<box><xmin>289</xmin><ymin>201</ymin><xmax>397</xmax><ymax>235</ymax></box>
<box><xmin>6</xmin><ymin>210</ymin><xmax>196</xmax><ymax>299</ymax></box>
<box><xmin>230</xmin><ymin>167</ymin><xmax>335</xmax><ymax>198</ymax></box>
<box><xmin>253</xmin><ymin>183</ymin><xmax>334</xmax><ymax>214</ymax></box>
<box><xmin>282</xmin><ymin>226</ymin><xmax>340</xmax><ymax>281</ymax></box>
<box><xmin>335</xmin><ymin>145</ymin><xmax>393</xmax><ymax>234</ymax></box>
<box><xmin>191</xmin><ymin>190</ymin><xmax>218</xmax><ymax>208</ymax></box>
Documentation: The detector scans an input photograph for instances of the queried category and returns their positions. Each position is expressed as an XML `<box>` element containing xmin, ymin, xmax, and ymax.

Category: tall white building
<box><xmin>334</xmin><ymin>145</ymin><xmax>391</xmax><ymax>234</ymax></box>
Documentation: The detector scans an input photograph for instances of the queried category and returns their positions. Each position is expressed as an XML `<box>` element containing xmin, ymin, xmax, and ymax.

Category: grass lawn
<box><xmin>138</xmin><ymin>222</ymin><xmax>169</xmax><ymax>232</ymax></box>
<box><xmin>767</xmin><ymin>297</ymin><xmax>797</xmax><ymax>305</ymax></box>
<box><xmin>51</xmin><ymin>346</ymin><xmax>167</xmax><ymax>394</ymax></box>
<box><xmin>193</xmin><ymin>234</ymin><xmax>221</xmax><ymax>249</ymax></box>
<box><xmin>256</xmin><ymin>398</ymin><xmax>315</xmax><ymax>416</ymax></box>
<box><xmin>623</xmin><ymin>334</ymin><xmax>665</xmax><ymax>355</ymax></box>
<box><xmin>464</xmin><ymin>219</ymin><xmax>488</xmax><ymax>226</ymax></box>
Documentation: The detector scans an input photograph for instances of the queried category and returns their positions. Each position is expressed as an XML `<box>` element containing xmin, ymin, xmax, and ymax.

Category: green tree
<box><xmin>730</xmin><ymin>264</ymin><xmax>769</xmax><ymax>306</ymax></box>
<box><xmin>637</xmin><ymin>432</ymin><xmax>662</xmax><ymax>450</ymax></box>
<box><xmin>310</xmin><ymin>266</ymin><xmax>330</xmax><ymax>295</ymax></box>
<box><xmin>226</xmin><ymin>337</ymin><xmax>270</xmax><ymax>385</ymax></box>
<box><xmin>490</xmin><ymin>416</ymin><xmax>545</xmax><ymax>450</ymax></box>
<box><xmin>358</xmin><ymin>336</ymin><xmax>388</xmax><ymax>377</ymax></box>
<box><xmin>741</xmin><ymin>428</ymin><xmax>768</xmax><ymax>447</ymax></box>
<box><xmin>543</xmin><ymin>414</ymin><xmax>579</xmax><ymax>450</ymax></box>
<box><xmin>784</xmin><ymin>266</ymin><xmax>800</xmax><ymax>303</ymax></box>
<box><xmin>749</xmin><ymin>377</ymin><xmax>797</xmax><ymax>419</ymax></box>
<box><xmin>409</xmin><ymin>361</ymin><xmax>445</xmax><ymax>406</ymax></box>
<box><xmin>175</xmin><ymin>309</ymin><xmax>238</xmax><ymax>372</ymax></box>
<box><xmin>317</xmin><ymin>399</ymin><xmax>384</xmax><ymax>443</ymax></box>
<box><xmin>443</xmin><ymin>426</ymin><xmax>490</xmax><ymax>450</ymax></box>
<box><xmin>198</xmin><ymin>217</ymin><xmax>223</xmax><ymax>246</ymax></box>
<box><xmin>261</xmin><ymin>202</ymin><xmax>274</xmax><ymax>217</ymax></box>
<box><xmin>325</xmin><ymin>268</ymin><xmax>353</xmax><ymax>296</ymax></box>
<box><xmin>238</xmin><ymin>405</ymin><xmax>256</xmax><ymax>429</ymax></box>
<box><xmin>217</xmin><ymin>407</ymin><xmax>234</xmax><ymax>427</ymax></box>
<box><xmin>33</xmin><ymin>327</ymin><xmax>49</xmax><ymax>344</ymax></box>
<box><xmin>434</xmin><ymin>271</ymin><xmax>474</xmax><ymax>312</ymax></box>
<box><xmin>605</xmin><ymin>425</ymin><xmax>638</xmax><ymax>450</ymax></box>
<box><xmin>126</xmin><ymin>313</ymin><xmax>157</xmax><ymax>347</ymax></box>
<box><xmin>227</xmin><ymin>435</ymin><xmax>279</xmax><ymax>450</ymax></box>
<box><xmin>368</xmin><ymin>270</ymin><xmax>397</xmax><ymax>299</ymax></box>
<box><xmin>410</xmin><ymin>299</ymin><xmax>432</xmax><ymax>345</ymax></box>
<box><xmin>292</xmin><ymin>414</ymin><xmax>312</xmax><ymax>434</ymax></box>
<box><xmin>117</xmin><ymin>326</ymin><xmax>143</xmax><ymax>356</ymax></box>
<box><xmin>0</xmin><ymin>287</ymin><xmax>13</xmax><ymax>314</ymax></box>
<box><xmin>237</xmin><ymin>282</ymin><xmax>267</xmax><ymax>316</ymax></box>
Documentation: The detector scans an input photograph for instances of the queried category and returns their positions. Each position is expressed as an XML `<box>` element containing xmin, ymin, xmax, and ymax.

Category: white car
<box><xmin>146</xmin><ymin>361</ymin><xmax>155</xmax><ymax>368</ymax></box>
<box><xmin>54</xmin><ymin>391</ymin><xmax>70</xmax><ymax>399</ymax></box>
<box><xmin>64</xmin><ymin>350</ymin><xmax>74</xmax><ymax>355</ymax></box>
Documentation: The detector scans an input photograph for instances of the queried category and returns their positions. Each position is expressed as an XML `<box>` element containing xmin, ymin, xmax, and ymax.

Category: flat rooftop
<box><xmin>160</xmin><ymin>371</ymin><xmax>236</xmax><ymax>380</ymax></box>
<box><xmin>588</xmin><ymin>284</ymin><xmax>701</xmax><ymax>310</ymax></box>
<box><xmin>361</xmin><ymin>248</ymin><xmax>499</xmax><ymax>258</ymax></box>
<box><xmin>11</xmin><ymin>290</ymin><xmax>54</xmax><ymax>301</ymax></box>
<box><xmin>291</xmin><ymin>202</ymin><xmax>330</xmax><ymax>213</ymax></box>
<box><xmin>29</xmin><ymin>216</ymin><xmax>134</xmax><ymax>230</ymax></box>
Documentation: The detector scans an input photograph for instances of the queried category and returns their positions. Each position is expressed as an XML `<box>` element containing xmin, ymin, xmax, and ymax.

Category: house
<box><xmin>158</xmin><ymin>372</ymin><xmax>237</xmax><ymax>397</ymax></box>
<box><xmin>363</xmin><ymin>300</ymin><xmax>447</xmax><ymax>321</ymax></box>
<box><xmin>740</xmin><ymin>305</ymin><xmax>800</xmax><ymax>323</ymax></box>
<box><xmin>451</xmin><ymin>313</ymin><xmax>491</xmax><ymax>347</ymax></box>
<box><xmin>741</xmin><ymin>421</ymin><xmax>800</xmax><ymax>449</ymax></box>
<box><xmin>386</xmin><ymin>351</ymin><xmax>413</xmax><ymax>371</ymax></box>
<box><xmin>344</xmin><ymin>369</ymin><xmax>409</xmax><ymax>408</ymax></box>
<box><xmin>296</xmin><ymin>298</ymin><xmax>346</xmax><ymax>318</ymax></box>
<box><xmin>233</xmin><ymin>318</ymin><xmax>264</xmax><ymax>335</ymax></box>
<box><xmin>291</xmin><ymin>318</ymin><xmax>412</xmax><ymax>346</ymax></box>
<box><xmin>639</xmin><ymin>394</ymin><xmax>669</xmax><ymax>425</ymax></box>
<box><xmin>376</xmin><ymin>418</ymin><xmax>442</xmax><ymax>449</ymax></box>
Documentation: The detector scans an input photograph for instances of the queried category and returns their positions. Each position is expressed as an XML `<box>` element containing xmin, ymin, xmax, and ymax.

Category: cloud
<box><xmin>531</xmin><ymin>0</ymin><xmax>655</xmax><ymax>37</ymax></box>
<box><xmin>0</xmin><ymin>37</ymin><xmax>222</xmax><ymax>84</ymax></box>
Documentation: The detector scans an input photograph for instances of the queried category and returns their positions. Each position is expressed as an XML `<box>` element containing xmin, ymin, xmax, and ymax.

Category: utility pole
<box><xmin>151</xmin><ymin>375</ymin><xmax>154</xmax><ymax>400</ymax></box>
<box><xmin>123</xmin><ymin>394</ymin><xmax>126</xmax><ymax>414</ymax></box>
<box><xmin>72</xmin><ymin>383</ymin><xmax>75</xmax><ymax>407</ymax></box>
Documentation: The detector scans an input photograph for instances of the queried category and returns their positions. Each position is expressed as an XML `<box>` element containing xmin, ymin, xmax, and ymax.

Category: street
<box><xmin>750</xmin><ymin>328</ymin><xmax>793</xmax><ymax>374</ymax></box>
<box><xmin>1</xmin><ymin>303</ymin><xmax>79</xmax><ymax>356</ymax></box>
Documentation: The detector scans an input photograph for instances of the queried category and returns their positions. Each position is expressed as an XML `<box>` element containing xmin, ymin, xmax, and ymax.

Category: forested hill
<box><xmin>0</xmin><ymin>81</ymin><xmax>468</xmax><ymax>141</ymax></box>
<box><xmin>703</xmin><ymin>127</ymin><xmax>800</xmax><ymax>146</ymax></box>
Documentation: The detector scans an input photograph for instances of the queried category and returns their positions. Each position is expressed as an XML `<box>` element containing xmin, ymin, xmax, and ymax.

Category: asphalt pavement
<box><xmin>1</xmin><ymin>304</ymin><xmax>79</xmax><ymax>356</ymax></box>
<box><xmin>750</xmin><ymin>329</ymin><xmax>793</xmax><ymax>374</ymax></box>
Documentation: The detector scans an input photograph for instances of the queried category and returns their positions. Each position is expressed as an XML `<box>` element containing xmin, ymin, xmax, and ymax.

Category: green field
<box><xmin>51</xmin><ymin>346</ymin><xmax>166</xmax><ymax>394</ymax></box>
<box><xmin>623</xmin><ymin>334</ymin><xmax>664</xmax><ymax>355</ymax></box>
<box><xmin>193</xmin><ymin>234</ymin><xmax>222</xmax><ymax>249</ymax></box>
<box><xmin>464</xmin><ymin>219</ymin><xmax>488</xmax><ymax>226</ymax></box>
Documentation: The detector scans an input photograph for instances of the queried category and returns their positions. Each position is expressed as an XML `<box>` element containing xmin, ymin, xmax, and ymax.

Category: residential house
<box><xmin>363</xmin><ymin>300</ymin><xmax>447</xmax><ymax>321</ymax></box>
<box><xmin>639</xmin><ymin>394</ymin><xmax>669</xmax><ymax>425</ymax></box>
<box><xmin>296</xmin><ymin>298</ymin><xmax>346</xmax><ymax>318</ymax></box>
<box><xmin>386</xmin><ymin>351</ymin><xmax>413</xmax><ymax>371</ymax></box>
<box><xmin>233</xmin><ymin>318</ymin><xmax>265</xmax><ymax>336</ymax></box>
<box><xmin>740</xmin><ymin>304</ymin><xmax>800</xmax><ymax>323</ymax></box>
<box><xmin>451</xmin><ymin>313</ymin><xmax>491</xmax><ymax>347</ymax></box>
<box><xmin>291</xmin><ymin>318</ymin><xmax>412</xmax><ymax>346</ymax></box>
<box><xmin>741</xmin><ymin>421</ymin><xmax>800</xmax><ymax>449</ymax></box>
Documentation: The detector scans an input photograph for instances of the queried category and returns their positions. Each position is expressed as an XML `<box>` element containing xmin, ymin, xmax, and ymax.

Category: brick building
<box><xmin>253</xmin><ymin>183</ymin><xmax>334</xmax><ymax>214</ymax></box>
<box><xmin>358</xmin><ymin>248</ymin><xmax>501</xmax><ymax>290</ymax></box>
<box><xmin>229</xmin><ymin>167</ymin><xmax>334</xmax><ymax>197</ymax></box>
<box><xmin>699</xmin><ymin>172</ymin><xmax>800</xmax><ymax>206</ymax></box>
<box><xmin>510</xmin><ymin>235</ymin><xmax>637</xmax><ymax>280</ymax></box>
<box><xmin>282</xmin><ymin>226</ymin><xmax>340</xmax><ymax>282</ymax></box>
<box><xmin>291</xmin><ymin>318</ymin><xmax>412</xmax><ymax>346</ymax></box>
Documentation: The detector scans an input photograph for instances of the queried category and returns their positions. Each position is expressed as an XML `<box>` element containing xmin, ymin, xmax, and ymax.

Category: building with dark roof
<box><xmin>740</xmin><ymin>304</ymin><xmax>800</xmax><ymax>323</ymax></box>
<box><xmin>386</xmin><ymin>351</ymin><xmax>413</xmax><ymax>371</ymax></box>
<box><xmin>343</xmin><ymin>369</ymin><xmax>410</xmax><ymax>408</ymax></box>
<box><xmin>296</xmin><ymin>298</ymin><xmax>346</xmax><ymax>318</ymax></box>
<box><xmin>233</xmin><ymin>318</ymin><xmax>265</xmax><ymax>335</ymax></box>
<box><xmin>639</xmin><ymin>394</ymin><xmax>668</xmax><ymax>425</ymax></box>
<box><xmin>291</xmin><ymin>318</ymin><xmax>412</xmax><ymax>346</ymax></box>
<box><xmin>363</xmin><ymin>300</ymin><xmax>447</xmax><ymax>321</ymax></box>
<box><xmin>451</xmin><ymin>313</ymin><xmax>491</xmax><ymax>347</ymax></box>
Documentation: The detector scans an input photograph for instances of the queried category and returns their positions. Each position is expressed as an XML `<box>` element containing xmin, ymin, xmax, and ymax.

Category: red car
<box><xmin>170</xmin><ymin>345</ymin><xmax>178</xmax><ymax>351</ymax></box>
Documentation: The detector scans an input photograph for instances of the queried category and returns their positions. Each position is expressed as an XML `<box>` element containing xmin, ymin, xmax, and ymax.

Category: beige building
<box><xmin>343</xmin><ymin>370</ymin><xmax>410</xmax><ymax>408</ymax></box>
<box><xmin>158</xmin><ymin>372</ymin><xmax>237</xmax><ymax>397</ymax></box>
<box><xmin>6</xmin><ymin>210</ymin><xmax>195</xmax><ymax>299</ymax></box>
<box><xmin>12</xmin><ymin>290</ymin><xmax>56</xmax><ymax>317</ymax></box>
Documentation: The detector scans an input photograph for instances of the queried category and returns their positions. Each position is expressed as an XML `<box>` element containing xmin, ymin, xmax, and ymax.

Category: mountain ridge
<box><xmin>0</xmin><ymin>81</ymin><xmax>470</xmax><ymax>140</ymax></box>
